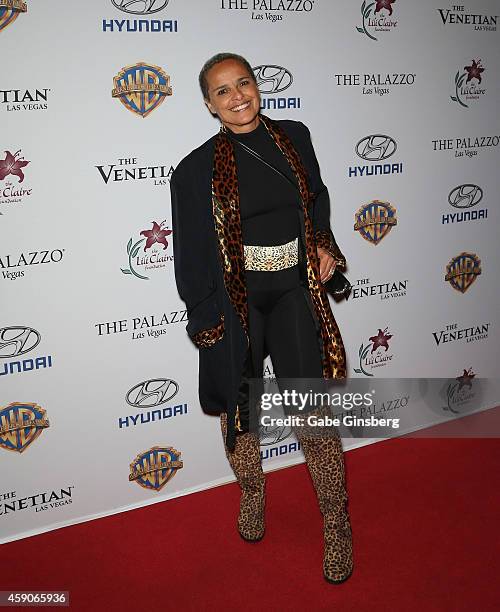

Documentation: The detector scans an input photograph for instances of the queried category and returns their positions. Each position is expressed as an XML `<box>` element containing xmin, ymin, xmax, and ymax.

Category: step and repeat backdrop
<box><xmin>1</xmin><ymin>1</ymin><xmax>499</xmax><ymax>543</ymax></box>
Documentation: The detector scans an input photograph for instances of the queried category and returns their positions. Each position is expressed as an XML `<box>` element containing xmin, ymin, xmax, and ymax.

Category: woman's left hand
<box><xmin>317</xmin><ymin>247</ymin><xmax>337</xmax><ymax>283</ymax></box>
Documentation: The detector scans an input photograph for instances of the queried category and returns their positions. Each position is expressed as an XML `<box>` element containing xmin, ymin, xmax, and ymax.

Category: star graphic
<box><xmin>375</xmin><ymin>0</ymin><xmax>396</xmax><ymax>15</ymax></box>
<box><xmin>369</xmin><ymin>328</ymin><xmax>393</xmax><ymax>353</ymax></box>
<box><xmin>0</xmin><ymin>150</ymin><xmax>30</xmax><ymax>183</ymax></box>
<box><xmin>456</xmin><ymin>368</ymin><xmax>475</xmax><ymax>391</ymax></box>
<box><xmin>140</xmin><ymin>221</ymin><xmax>172</xmax><ymax>251</ymax></box>
<box><xmin>464</xmin><ymin>59</ymin><xmax>484</xmax><ymax>84</ymax></box>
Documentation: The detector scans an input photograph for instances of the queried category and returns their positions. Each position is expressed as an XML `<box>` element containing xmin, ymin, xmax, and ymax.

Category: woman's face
<box><xmin>204</xmin><ymin>59</ymin><xmax>261</xmax><ymax>133</ymax></box>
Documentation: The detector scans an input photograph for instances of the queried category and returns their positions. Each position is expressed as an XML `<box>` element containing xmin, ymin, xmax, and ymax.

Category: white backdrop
<box><xmin>1</xmin><ymin>0</ymin><xmax>499</xmax><ymax>544</ymax></box>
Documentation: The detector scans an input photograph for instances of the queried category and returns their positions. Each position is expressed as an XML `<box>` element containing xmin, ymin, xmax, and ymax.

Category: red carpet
<box><xmin>1</xmin><ymin>437</ymin><xmax>499</xmax><ymax>611</ymax></box>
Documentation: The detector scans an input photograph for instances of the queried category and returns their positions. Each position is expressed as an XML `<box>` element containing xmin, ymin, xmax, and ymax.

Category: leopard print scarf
<box><xmin>211</xmin><ymin>115</ymin><xmax>347</xmax><ymax>434</ymax></box>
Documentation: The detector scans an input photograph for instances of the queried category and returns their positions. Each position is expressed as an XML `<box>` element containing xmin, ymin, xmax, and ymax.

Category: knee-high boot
<box><xmin>293</xmin><ymin>408</ymin><xmax>353</xmax><ymax>583</ymax></box>
<box><xmin>220</xmin><ymin>413</ymin><xmax>266</xmax><ymax>542</ymax></box>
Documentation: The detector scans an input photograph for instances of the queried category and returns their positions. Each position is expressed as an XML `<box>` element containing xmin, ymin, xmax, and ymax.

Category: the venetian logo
<box><xmin>445</xmin><ymin>252</ymin><xmax>481</xmax><ymax>293</ymax></box>
<box><xmin>354</xmin><ymin>327</ymin><xmax>394</xmax><ymax>377</ymax></box>
<box><xmin>450</xmin><ymin>59</ymin><xmax>486</xmax><ymax>108</ymax></box>
<box><xmin>129</xmin><ymin>446</ymin><xmax>183</xmax><ymax>491</ymax></box>
<box><xmin>112</xmin><ymin>63</ymin><xmax>172</xmax><ymax>117</ymax></box>
<box><xmin>121</xmin><ymin>220</ymin><xmax>173</xmax><ymax>280</ymax></box>
<box><xmin>356</xmin><ymin>0</ymin><xmax>397</xmax><ymax>41</ymax></box>
<box><xmin>0</xmin><ymin>0</ymin><xmax>27</xmax><ymax>33</ymax></box>
<box><xmin>0</xmin><ymin>402</ymin><xmax>50</xmax><ymax>453</ymax></box>
<box><xmin>354</xmin><ymin>200</ymin><xmax>397</xmax><ymax>244</ymax></box>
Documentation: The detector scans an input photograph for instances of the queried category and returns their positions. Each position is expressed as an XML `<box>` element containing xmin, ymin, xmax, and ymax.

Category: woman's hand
<box><xmin>317</xmin><ymin>247</ymin><xmax>337</xmax><ymax>283</ymax></box>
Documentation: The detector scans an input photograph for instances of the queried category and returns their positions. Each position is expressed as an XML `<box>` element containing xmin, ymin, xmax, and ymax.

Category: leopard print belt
<box><xmin>243</xmin><ymin>237</ymin><xmax>298</xmax><ymax>272</ymax></box>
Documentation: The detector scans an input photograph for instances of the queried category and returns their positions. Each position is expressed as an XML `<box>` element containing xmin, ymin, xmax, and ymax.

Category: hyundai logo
<box><xmin>253</xmin><ymin>65</ymin><xmax>293</xmax><ymax>94</ymax></box>
<box><xmin>111</xmin><ymin>0</ymin><xmax>169</xmax><ymax>15</ymax></box>
<box><xmin>126</xmin><ymin>378</ymin><xmax>179</xmax><ymax>408</ymax></box>
<box><xmin>448</xmin><ymin>184</ymin><xmax>483</xmax><ymax>209</ymax></box>
<box><xmin>0</xmin><ymin>327</ymin><xmax>41</xmax><ymax>359</ymax></box>
<box><xmin>259</xmin><ymin>424</ymin><xmax>293</xmax><ymax>446</ymax></box>
<box><xmin>355</xmin><ymin>134</ymin><xmax>397</xmax><ymax>161</ymax></box>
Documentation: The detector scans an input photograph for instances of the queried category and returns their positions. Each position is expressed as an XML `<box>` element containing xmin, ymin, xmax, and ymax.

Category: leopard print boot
<box><xmin>220</xmin><ymin>413</ymin><xmax>266</xmax><ymax>542</ymax></box>
<box><xmin>293</xmin><ymin>408</ymin><xmax>353</xmax><ymax>583</ymax></box>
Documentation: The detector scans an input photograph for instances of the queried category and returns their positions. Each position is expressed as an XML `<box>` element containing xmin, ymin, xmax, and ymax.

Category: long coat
<box><xmin>170</xmin><ymin>116</ymin><xmax>346</xmax><ymax>450</ymax></box>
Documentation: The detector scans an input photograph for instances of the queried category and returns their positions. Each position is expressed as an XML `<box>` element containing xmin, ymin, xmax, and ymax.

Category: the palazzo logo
<box><xmin>121</xmin><ymin>220</ymin><xmax>173</xmax><ymax>280</ymax></box>
<box><xmin>94</xmin><ymin>309</ymin><xmax>187</xmax><ymax>341</ymax></box>
<box><xmin>356</xmin><ymin>0</ymin><xmax>397</xmax><ymax>41</ymax></box>
<box><xmin>442</xmin><ymin>184</ymin><xmax>487</xmax><ymax>225</ymax></box>
<box><xmin>253</xmin><ymin>65</ymin><xmax>300</xmax><ymax>111</ymax></box>
<box><xmin>333</xmin><ymin>72</ymin><xmax>415</xmax><ymax>97</ymax></box>
<box><xmin>1</xmin><ymin>248</ymin><xmax>66</xmax><ymax>281</ymax></box>
<box><xmin>432</xmin><ymin>134</ymin><xmax>500</xmax><ymax>159</ymax></box>
<box><xmin>450</xmin><ymin>59</ymin><xmax>486</xmax><ymax>108</ymax></box>
<box><xmin>112</xmin><ymin>63</ymin><xmax>172</xmax><ymax>117</ymax></box>
<box><xmin>445</xmin><ymin>252</ymin><xmax>481</xmax><ymax>293</ymax></box>
<box><xmin>354</xmin><ymin>200</ymin><xmax>397</xmax><ymax>244</ymax></box>
<box><xmin>220</xmin><ymin>0</ymin><xmax>316</xmax><ymax>23</ymax></box>
<box><xmin>354</xmin><ymin>327</ymin><xmax>394</xmax><ymax>377</ymax></box>
<box><xmin>0</xmin><ymin>402</ymin><xmax>50</xmax><ymax>453</ymax></box>
<box><xmin>437</xmin><ymin>4</ymin><xmax>497</xmax><ymax>32</ymax></box>
<box><xmin>104</xmin><ymin>0</ymin><xmax>177</xmax><ymax>33</ymax></box>
<box><xmin>0</xmin><ymin>0</ymin><xmax>27</xmax><ymax>33</ymax></box>
<box><xmin>349</xmin><ymin>134</ymin><xmax>402</xmax><ymax>178</ymax></box>
<box><xmin>0</xmin><ymin>149</ymin><xmax>32</xmax><ymax>210</ymax></box>
<box><xmin>129</xmin><ymin>446</ymin><xmax>183</xmax><ymax>491</ymax></box>
<box><xmin>0</xmin><ymin>326</ymin><xmax>52</xmax><ymax>378</ymax></box>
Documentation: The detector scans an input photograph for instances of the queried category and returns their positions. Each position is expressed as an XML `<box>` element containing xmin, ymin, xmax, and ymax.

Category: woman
<box><xmin>170</xmin><ymin>53</ymin><xmax>353</xmax><ymax>584</ymax></box>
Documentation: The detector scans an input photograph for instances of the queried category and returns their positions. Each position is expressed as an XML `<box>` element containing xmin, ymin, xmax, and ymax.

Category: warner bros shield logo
<box><xmin>0</xmin><ymin>402</ymin><xmax>50</xmax><ymax>453</ymax></box>
<box><xmin>445</xmin><ymin>252</ymin><xmax>481</xmax><ymax>293</ymax></box>
<box><xmin>112</xmin><ymin>63</ymin><xmax>173</xmax><ymax>117</ymax></box>
<box><xmin>129</xmin><ymin>446</ymin><xmax>183</xmax><ymax>491</ymax></box>
<box><xmin>0</xmin><ymin>0</ymin><xmax>27</xmax><ymax>34</ymax></box>
<box><xmin>354</xmin><ymin>200</ymin><xmax>397</xmax><ymax>245</ymax></box>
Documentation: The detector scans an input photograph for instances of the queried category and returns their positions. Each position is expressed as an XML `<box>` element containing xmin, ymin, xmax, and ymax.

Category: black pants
<box><xmin>237</xmin><ymin>263</ymin><xmax>326</xmax><ymax>432</ymax></box>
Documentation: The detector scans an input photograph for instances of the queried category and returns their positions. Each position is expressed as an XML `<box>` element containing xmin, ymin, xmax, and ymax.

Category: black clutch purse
<box><xmin>227</xmin><ymin>130</ymin><xmax>351</xmax><ymax>301</ymax></box>
<box><xmin>324</xmin><ymin>269</ymin><xmax>352</xmax><ymax>300</ymax></box>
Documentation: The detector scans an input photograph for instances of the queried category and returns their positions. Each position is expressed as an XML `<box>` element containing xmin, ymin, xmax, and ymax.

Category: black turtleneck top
<box><xmin>230</xmin><ymin>120</ymin><xmax>300</xmax><ymax>246</ymax></box>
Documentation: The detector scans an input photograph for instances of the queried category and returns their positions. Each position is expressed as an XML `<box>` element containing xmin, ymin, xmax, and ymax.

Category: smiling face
<box><xmin>204</xmin><ymin>59</ymin><xmax>261</xmax><ymax>133</ymax></box>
